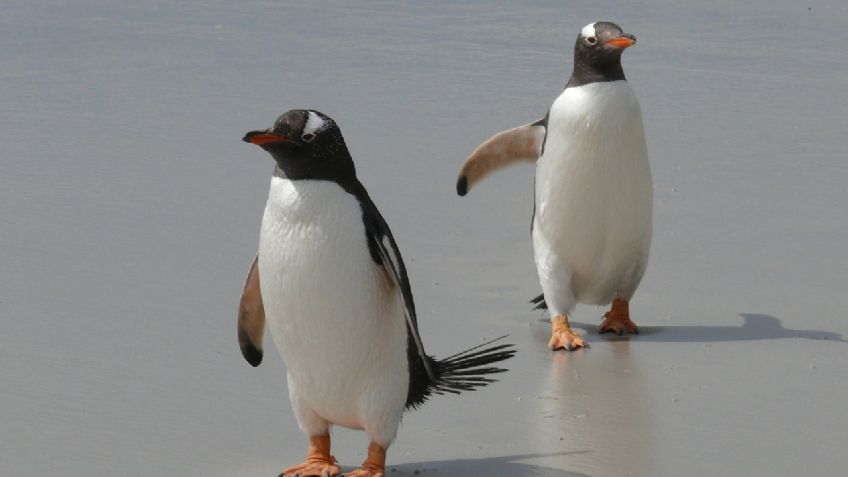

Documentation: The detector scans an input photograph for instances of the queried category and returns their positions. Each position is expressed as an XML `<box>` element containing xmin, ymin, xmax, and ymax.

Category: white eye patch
<box><xmin>303</xmin><ymin>111</ymin><xmax>327</xmax><ymax>137</ymax></box>
<box><xmin>581</xmin><ymin>22</ymin><xmax>597</xmax><ymax>41</ymax></box>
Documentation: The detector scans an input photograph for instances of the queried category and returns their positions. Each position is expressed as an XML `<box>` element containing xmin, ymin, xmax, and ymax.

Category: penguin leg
<box><xmin>599</xmin><ymin>298</ymin><xmax>639</xmax><ymax>335</ymax></box>
<box><xmin>598</xmin><ymin>255</ymin><xmax>647</xmax><ymax>336</ymax></box>
<box><xmin>344</xmin><ymin>442</ymin><xmax>386</xmax><ymax>477</ymax></box>
<box><xmin>533</xmin><ymin>226</ymin><xmax>587</xmax><ymax>351</ymax></box>
<box><xmin>283</xmin><ymin>375</ymin><xmax>340</xmax><ymax>476</ymax></box>
<box><xmin>346</xmin><ymin>405</ymin><xmax>399</xmax><ymax>477</ymax></box>
<box><xmin>281</xmin><ymin>434</ymin><xmax>341</xmax><ymax>477</ymax></box>
<box><xmin>288</xmin><ymin>373</ymin><xmax>332</xmax><ymax>437</ymax></box>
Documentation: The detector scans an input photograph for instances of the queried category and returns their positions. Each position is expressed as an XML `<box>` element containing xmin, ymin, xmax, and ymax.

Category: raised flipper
<box><xmin>237</xmin><ymin>254</ymin><xmax>265</xmax><ymax>367</ymax></box>
<box><xmin>456</xmin><ymin>117</ymin><xmax>546</xmax><ymax>196</ymax></box>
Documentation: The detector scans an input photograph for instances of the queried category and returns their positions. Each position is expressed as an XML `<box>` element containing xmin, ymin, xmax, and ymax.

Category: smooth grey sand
<box><xmin>2</xmin><ymin>1</ymin><xmax>847</xmax><ymax>476</ymax></box>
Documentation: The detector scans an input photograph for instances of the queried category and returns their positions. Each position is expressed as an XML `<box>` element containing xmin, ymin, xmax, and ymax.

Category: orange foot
<box><xmin>282</xmin><ymin>461</ymin><xmax>339</xmax><ymax>477</ymax></box>
<box><xmin>344</xmin><ymin>468</ymin><xmax>383</xmax><ymax>477</ymax></box>
<box><xmin>548</xmin><ymin>314</ymin><xmax>587</xmax><ymax>351</ymax></box>
<box><xmin>281</xmin><ymin>435</ymin><xmax>341</xmax><ymax>477</ymax></box>
<box><xmin>345</xmin><ymin>442</ymin><xmax>386</xmax><ymax>477</ymax></box>
<box><xmin>599</xmin><ymin>298</ymin><xmax>639</xmax><ymax>335</ymax></box>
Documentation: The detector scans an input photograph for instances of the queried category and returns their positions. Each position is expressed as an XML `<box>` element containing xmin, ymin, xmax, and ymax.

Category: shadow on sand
<box><xmin>571</xmin><ymin>313</ymin><xmax>845</xmax><ymax>343</ymax></box>
<box><xmin>384</xmin><ymin>452</ymin><xmax>590</xmax><ymax>477</ymax></box>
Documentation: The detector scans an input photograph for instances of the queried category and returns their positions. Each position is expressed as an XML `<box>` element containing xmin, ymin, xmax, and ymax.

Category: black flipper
<box><xmin>353</xmin><ymin>181</ymin><xmax>515</xmax><ymax>410</ymax></box>
<box><xmin>358</xmin><ymin>186</ymin><xmax>436</xmax><ymax>382</ymax></box>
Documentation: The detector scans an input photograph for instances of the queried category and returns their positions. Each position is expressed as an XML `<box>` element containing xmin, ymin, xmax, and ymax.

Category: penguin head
<box><xmin>569</xmin><ymin>22</ymin><xmax>636</xmax><ymax>86</ymax></box>
<box><xmin>243</xmin><ymin>109</ymin><xmax>355</xmax><ymax>180</ymax></box>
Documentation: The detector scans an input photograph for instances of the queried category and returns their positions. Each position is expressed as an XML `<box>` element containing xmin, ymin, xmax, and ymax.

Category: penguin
<box><xmin>238</xmin><ymin>109</ymin><xmax>515</xmax><ymax>477</ymax></box>
<box><xmin>456</xmin><ymin>21</ymin><xmax>652</xmax><ymax>351</ymax></box>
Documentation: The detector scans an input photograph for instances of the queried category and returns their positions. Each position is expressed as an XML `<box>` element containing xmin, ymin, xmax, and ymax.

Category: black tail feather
<box><xmin>405</xmin><ymin>335</ymin><xmax>515</xmax><ymax>409</ymax></box>
<box><xmin>530</xmin><ymin>293</ymin><xmax>547</xmax><ymax>310</ymax></box>
<box><xmin>432</xmin><ymin>335</ymin><xmax>515</xmax><ymax>396</ymax></box>
<box><xmin>442</xmin><ymin>342</ymin><xmax>514</xmax><ymax>362</ymax></box>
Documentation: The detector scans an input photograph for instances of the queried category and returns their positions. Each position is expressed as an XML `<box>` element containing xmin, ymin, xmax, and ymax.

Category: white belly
<box><xmin>258</xmin><ymin>176</ymin><xmax>408</xmax><ymax>429</ymax></box>
<box><xmin>535</xmin><ymin>81</ymin><xmax>653</xmax><ymax>303</ymax></box>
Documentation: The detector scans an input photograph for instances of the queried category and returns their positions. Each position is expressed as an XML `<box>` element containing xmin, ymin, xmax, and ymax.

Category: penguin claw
<box><xmin>598</xmin><ymin>314</ymin><xmax>639</xmax><ymax>336</ymax></box>
<box><xmin>549</xmin><ymin>330</ymin><xmax>587</xmax><ymax>351</ymax></box>
<box><xmin>598</xmin><ymin>298</ymin><xmax>638</xmax><ymax>336</ymax></box>
<box><xmin>548</xmin><ymin>316</ymin><xmax>587</xmax><ymax>351</ymax></box>
<box><xmin>344</xmin><ymin>468</ymin><xmax>384</xmax><ymax>477</ymax></box>
<box><xmin>598</xmin><ymin>319</ymin><xmax>639</xmax><ymax>335</ymax></box>
<box><xmin>281</xmin><ymin>460</ymin><xmax>341</xmax><ymax>477</ymax></box>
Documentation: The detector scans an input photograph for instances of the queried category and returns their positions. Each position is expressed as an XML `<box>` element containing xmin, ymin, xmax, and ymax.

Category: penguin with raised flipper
<box><xmin>457</xmin><ymin>21</ymin><xmax>653</xmax><ymax>351</ymax></box>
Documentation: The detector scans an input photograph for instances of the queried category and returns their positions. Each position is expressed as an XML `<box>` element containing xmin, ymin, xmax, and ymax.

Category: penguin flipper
<box><xmin>456</xmin><ymin>117</ymin><xmax>547</xmax><ymax>196</ymax></box>
<box><xmin>237</xmin><ymin>254</ymin><xmax>265</xmax><ymax>367</ymax></box>
<box><xmin>357</xmin><ymin>189</ymin><xmax>437</xmax><ymax>383</ymax></box>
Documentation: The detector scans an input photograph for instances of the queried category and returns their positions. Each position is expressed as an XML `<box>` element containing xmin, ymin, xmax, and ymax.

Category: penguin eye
<box><xmin>585</xmin><ymin>36</ymin><xmax>597</xmax><ymax>45</ymax></box>
<box><xmin>301</xmin><ymin>133</ymin><xmax>315</xmax><ymax>142</ymax></box>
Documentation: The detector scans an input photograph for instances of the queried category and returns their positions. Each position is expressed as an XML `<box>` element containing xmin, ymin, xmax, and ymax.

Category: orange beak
<box><xmin>604</xmin><ymin>36</ymin><xmax>636</xmax><ymax>49</ymax></box>
<box><xmin>243</xmin><ymin>131</ymin><xmax>289</xmax><ymax>145</ymax></box>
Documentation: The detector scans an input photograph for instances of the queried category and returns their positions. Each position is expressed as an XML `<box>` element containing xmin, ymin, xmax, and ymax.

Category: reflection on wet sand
<box><xmin>535</xmin><ymin>326</ymin><xmax>654</xmax><ymax>476</ymax></box>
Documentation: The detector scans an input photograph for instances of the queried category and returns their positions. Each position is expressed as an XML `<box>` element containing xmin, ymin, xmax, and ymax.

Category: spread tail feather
<box><xmin>406</xmin><ymin>335</ymin><xmax>515</xmax><ymax>409</ymax></box>
<box><xmin>530</xmin><ymin>293</ymin><xmax>547</xmax><ymax>310</ymax></box>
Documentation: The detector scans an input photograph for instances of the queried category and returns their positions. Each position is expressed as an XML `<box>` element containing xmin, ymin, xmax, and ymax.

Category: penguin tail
<box><xmin>432</xmin><ymin>335</ymin><xmax>515</xmax><ymax>394</ymax></box>
<box><xmin>406</xmin><ymin>335</ymin><xmax>515</xmax><ymax>409</ymax></box>
<box><xmin>530</xmin><ymin>293</ymin><xmax>548</xmax><ymax>310</ymax></box>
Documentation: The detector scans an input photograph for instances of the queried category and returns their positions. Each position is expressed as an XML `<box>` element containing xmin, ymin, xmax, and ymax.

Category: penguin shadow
<box><xmin>569</xmin><ymin>313</ymin><xmax>846</xmax><ymax>344</ymax></box>
<box><xmin>384</xmin><ymin>452</ymin><xmax>590</xmax><ymax>477</ymax></box>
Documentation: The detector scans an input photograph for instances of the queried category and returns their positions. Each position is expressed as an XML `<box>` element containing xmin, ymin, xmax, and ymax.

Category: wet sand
<box><xmin>2</xmin><ymin>1</ymin><xmax>847</xmax><ymax>475</ymax></box>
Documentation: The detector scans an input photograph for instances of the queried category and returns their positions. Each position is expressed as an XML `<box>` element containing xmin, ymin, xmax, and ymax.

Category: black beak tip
<box><xmin>242</xmin><ymin>130</ymin><xmax>261</xmax><ymax>143</ymax></box>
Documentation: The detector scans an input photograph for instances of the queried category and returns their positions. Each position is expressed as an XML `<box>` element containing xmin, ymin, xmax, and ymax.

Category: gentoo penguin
<box><xmin>456</xmin><ymin>21</ymin><xmax>652</xmax><ymax>351</ymax></box>
<box><xmin>238</xmin><ymin>110</ymin><xmax>515</xmax><ymax>477</ymax></box>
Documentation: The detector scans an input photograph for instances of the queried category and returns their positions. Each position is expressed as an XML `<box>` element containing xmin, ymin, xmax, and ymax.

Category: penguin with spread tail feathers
<box><xmin>456</xmin><ymin>21</ymin><xmax>653</xmax><ymax>351</ymax></box>
<box><xmin>238</xmin><ymin>109</ymin><xmax>515</xmax><ymax>477</ymax></box>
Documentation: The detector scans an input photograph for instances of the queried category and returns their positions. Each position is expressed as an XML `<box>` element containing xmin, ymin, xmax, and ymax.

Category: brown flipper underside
<box><xmin>238</xmin><ymin>254</ymin><xmax>265</xmax><ymax>367</ymax></box>
<box><xmin>456</xmin><ymin>121</ymin><xmax>545</xmax><ymax>196</ymax></box>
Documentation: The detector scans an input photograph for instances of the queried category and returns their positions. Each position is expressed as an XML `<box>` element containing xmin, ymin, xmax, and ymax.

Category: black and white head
<box><xmin>568</xmin><ymin>21</ymin><xmax>636</xmax><ymax>87</ymax></box>
<box><xmin>243</xmin><ymin>109</ymin><xmax>355</xmax><ymax>181</ymax></box>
